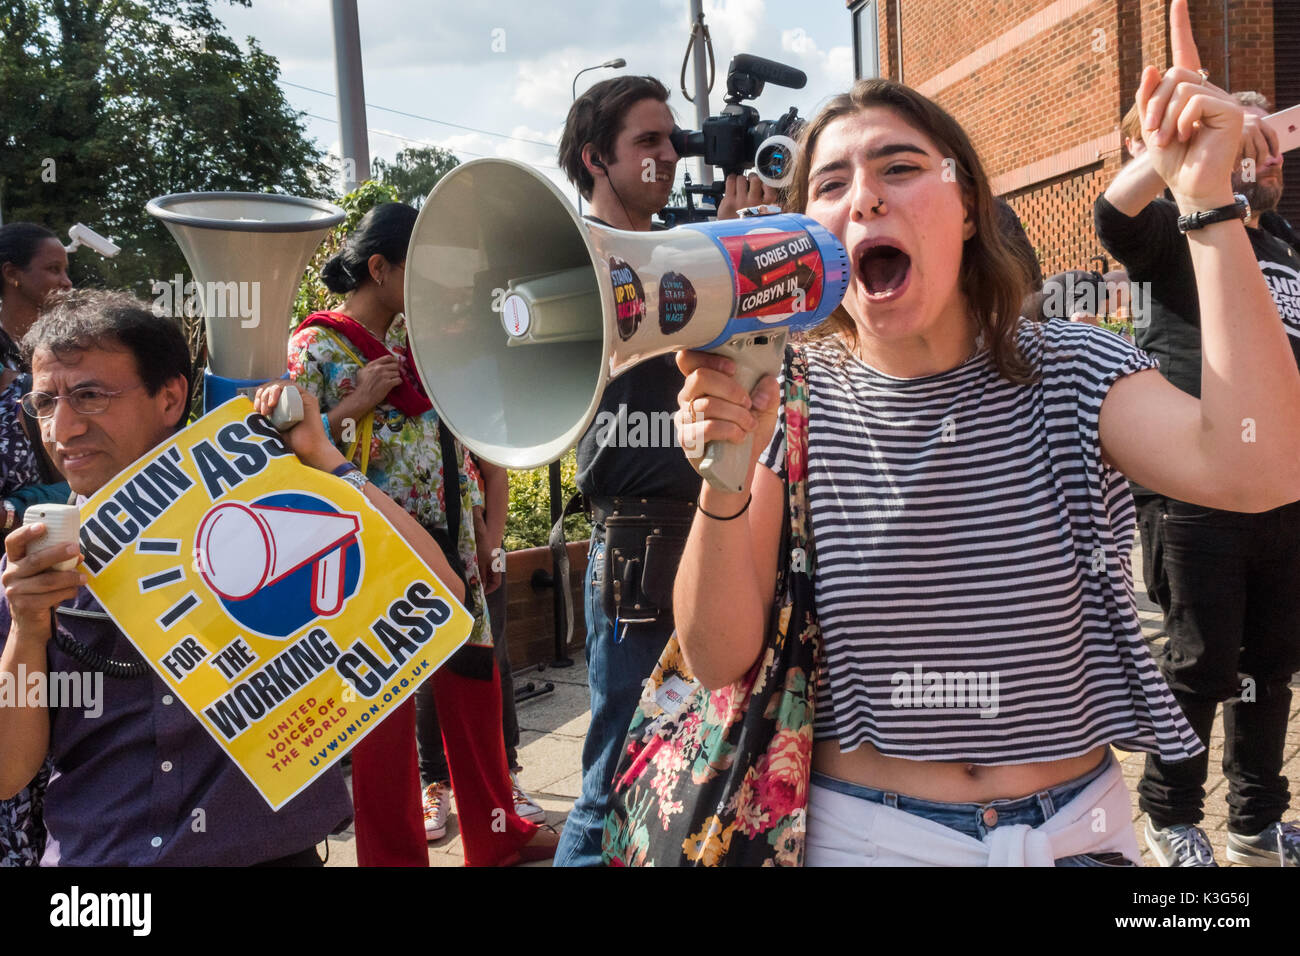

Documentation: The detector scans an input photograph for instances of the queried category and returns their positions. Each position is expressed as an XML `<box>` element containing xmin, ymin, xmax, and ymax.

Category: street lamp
<box><xmin>571</xmin><ymin>58</ymin><xmax>627</xmax><ymax>216</ymax></box>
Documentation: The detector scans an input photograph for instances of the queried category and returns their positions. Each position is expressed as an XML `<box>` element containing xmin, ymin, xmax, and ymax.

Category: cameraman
<box><xmin>554</xmin><ymin>75</ymin><xmax>768</xmax><ymax>866</ymax></box>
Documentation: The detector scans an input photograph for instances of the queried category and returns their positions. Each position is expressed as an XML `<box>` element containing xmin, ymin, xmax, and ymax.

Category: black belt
<box><xmin>587</xmin><ymin>495</ymin><xmax>696</xmax><ymax>530</ymax></box>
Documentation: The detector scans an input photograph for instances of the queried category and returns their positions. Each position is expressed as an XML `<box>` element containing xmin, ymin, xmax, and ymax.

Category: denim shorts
<box><xmin>810</xmin><ymin>754</ymin><xmax>1137</xmax><ymax>866</ymax></box>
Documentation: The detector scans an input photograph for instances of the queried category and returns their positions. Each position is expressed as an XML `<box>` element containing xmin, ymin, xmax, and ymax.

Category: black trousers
<box><xmin>415</xmin><ymin>577</ymin><xmax>520</xmax><ymax>785</ymax></box>
<box><xmin>1135</xmin><ymin>493</ymin><xmax>1300</xmax><ymax>835</ymax></box>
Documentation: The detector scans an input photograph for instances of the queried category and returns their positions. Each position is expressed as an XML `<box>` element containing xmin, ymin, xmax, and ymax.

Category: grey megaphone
<box><xmin>405</xmin><ymin>158</ymin><xmax>849</xmax><ymax>492</ymax></box>
<box><xmin>147</xmin><ymin>192</ymin><xmax>345</xmax><ymax>411</ymax></box>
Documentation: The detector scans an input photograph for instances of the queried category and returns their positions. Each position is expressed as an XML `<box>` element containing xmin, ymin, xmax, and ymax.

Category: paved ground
<box><xmin>325</xmin><ymin>536</ymin><xmax>1300</xmax><ymax>867</ymax></box>
<box><xmin>324</xmin><ymin>659</ymin><xmax>587</xmax><ymax>867</ymax></box>
<box><xmin>1121</xmin><ymin>545</ymin><xmax>1300</xmax><ymax>866</ymax></box>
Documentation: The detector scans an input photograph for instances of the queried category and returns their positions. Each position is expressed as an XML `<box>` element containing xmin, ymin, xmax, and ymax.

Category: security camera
<box><xmin>65</xmin><ymin>223</ymin><xmax>121</xmax><ymax>258</ymax></box>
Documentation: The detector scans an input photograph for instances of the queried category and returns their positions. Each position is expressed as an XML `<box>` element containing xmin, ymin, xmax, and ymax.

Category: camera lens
<box><xmin>754</xmin><ymin>134</ymin><xmax>799</xmax><ymax>189</ymax></box>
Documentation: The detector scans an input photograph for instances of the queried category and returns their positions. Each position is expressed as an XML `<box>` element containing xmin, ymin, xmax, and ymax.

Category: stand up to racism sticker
<box><xmin>74</xmin><ymin>397</ymin><xmax>473</xmax><ymax>809</ymax></box>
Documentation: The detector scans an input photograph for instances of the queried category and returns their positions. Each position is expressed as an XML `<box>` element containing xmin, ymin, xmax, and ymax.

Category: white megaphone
<box><xmin>404</xmin><ymin>159</ymin><xmax>849</xmax><ymax>492</ymax></box>
<box><xmin>146</xmin><ymin>192</ymin><xmax>345</xmax><ymax>412</ymax></box>
<box><xmin>196</xmin><ymin>502</ymin><xmax>361</xmax><ymax>616</ymax></box>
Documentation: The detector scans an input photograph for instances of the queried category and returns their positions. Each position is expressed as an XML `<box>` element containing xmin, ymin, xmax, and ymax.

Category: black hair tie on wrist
<box><xmin>698</xmin><ymin>493</ymin><xmax>752</xmax><ymax>521</ymax></box>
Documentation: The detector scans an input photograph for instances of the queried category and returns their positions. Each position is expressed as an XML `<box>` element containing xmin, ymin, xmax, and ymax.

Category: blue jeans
<box><xmin>810</xmin><ymin>755</ymin><xmax>1136</xmax><ymax>866</ymax></box>
<box><xmin>555</xmin><ymin>534</ymin><xmax>675</xmax><ymax>867</ymax></box>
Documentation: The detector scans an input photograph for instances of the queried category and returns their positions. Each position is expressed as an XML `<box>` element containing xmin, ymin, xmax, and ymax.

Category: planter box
<box><xmin>500</xmin><ymin>539</ymin><xmax>590</xmax><ymax>670</ymax></box>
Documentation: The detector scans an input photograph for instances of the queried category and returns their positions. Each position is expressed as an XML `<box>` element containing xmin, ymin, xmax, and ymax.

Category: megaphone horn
<box><xmin>147</xmin><ymin>192</ymin><xmax>345</xmax><ymax>410</ymax></box>
<box><xmin>405</xmin><ymin>159</ymin><xmax>849</xmax><ymax>492</ymax></box>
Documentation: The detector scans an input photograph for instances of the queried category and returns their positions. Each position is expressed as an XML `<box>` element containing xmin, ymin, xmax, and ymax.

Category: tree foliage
<box><xmin>292</xmin><ymin>179</ymin><xmax>401</xmax><ymax>326</ymax></box>
<box><xmin>372</xmin><ymin>146</ymin><xmax>459</xmax><ymax>209</ymax></box>
<box><xmin>0</xmin><ymin>0</ymin><xmax>334</xmax><ymax>298</ymax></box>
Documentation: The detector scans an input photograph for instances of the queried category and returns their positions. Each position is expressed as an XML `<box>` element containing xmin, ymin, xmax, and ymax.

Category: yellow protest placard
<box><xmin>77</xmin><ymin>397</ymin><xmax>473</xmax><ymax>809</ymax></box>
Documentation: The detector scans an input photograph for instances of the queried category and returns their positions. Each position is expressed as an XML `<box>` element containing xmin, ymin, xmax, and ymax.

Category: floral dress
<box><xmin>287</xmin><ymin>314</ymin><xmax>491</xmax><ymax>647</ymax></box>
<box><xmin>0</xmin><ymin>376</ymin><xmax>41</xmax><ymax>500</ymax></box>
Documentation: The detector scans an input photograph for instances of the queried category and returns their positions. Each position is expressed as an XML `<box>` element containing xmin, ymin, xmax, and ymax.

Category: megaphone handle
<box><xmin>269</xmin><ymin>383</ymin><xmax>305</xmax><ymax>431</ymax></box>
<box><xmin>699</xmin><ymin>331</ymin><xmax>787</xmax><ymax>494</ymax></box>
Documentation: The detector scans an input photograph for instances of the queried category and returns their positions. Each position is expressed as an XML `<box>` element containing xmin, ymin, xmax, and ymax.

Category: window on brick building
<box><xmin>850</xmin><ymin>0</ymin><xmax>880</xmax><ymax>80</ymax></box>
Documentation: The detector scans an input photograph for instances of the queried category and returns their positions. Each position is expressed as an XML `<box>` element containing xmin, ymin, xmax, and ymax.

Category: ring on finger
<box><xmin>686</xmin><ymin>397</ymin><xmax>698</xmax><ymax>424</ymax></box>
<box><xmin>1197</xmin><ymin>68</ymin><xmax>1209</xmax><ymax>85</ymax></box>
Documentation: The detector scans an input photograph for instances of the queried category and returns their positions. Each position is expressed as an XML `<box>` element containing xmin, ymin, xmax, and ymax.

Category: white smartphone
<box><xmin>22</xmin><ymin>504</ymin><xmax>80</xmax><ymax>571</ymax></box>
<box><xmin>1266</xmin><ymin>104</ymin><xmax>1300</xmax><ymax>155</ymax></box>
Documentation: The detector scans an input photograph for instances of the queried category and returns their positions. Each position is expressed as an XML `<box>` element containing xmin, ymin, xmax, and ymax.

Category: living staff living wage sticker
<box><xmin>720</xmin><ymin>228</ymin><xmax>825</xmax><ymax>321</ymax></box>
<box><xmin>75</xmin><ymin>397</ymin><xmax>473</xmax><ymax>809</ymax></box>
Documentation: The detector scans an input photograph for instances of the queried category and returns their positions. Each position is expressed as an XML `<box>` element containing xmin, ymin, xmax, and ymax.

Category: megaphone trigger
<box><xmin>698</xmin><ymin>331</ymin><xmax>789</xmax><ymax>493</ymax></box>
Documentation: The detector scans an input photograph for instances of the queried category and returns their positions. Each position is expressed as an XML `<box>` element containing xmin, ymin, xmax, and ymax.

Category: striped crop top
<box><xmin>760</xmin><ymin>320</ymin><xmax>1203</xmax><ymax>765</ymax></box>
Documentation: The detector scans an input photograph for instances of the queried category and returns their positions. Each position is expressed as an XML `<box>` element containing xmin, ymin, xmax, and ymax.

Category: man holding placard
<box><xmin>0</xmin><ymin>290</ymin><xmax>469</xmax><ymax>865</ymax></box>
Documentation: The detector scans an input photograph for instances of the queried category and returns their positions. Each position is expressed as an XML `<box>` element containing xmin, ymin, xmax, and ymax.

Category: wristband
<box><xmin>1177</xmin><ymin>193</ymin><xmax>1251</xmax><ymax>233</ymax></box>
<box><xmin>698</xmin><ymin>493</ymin><xmax>752</xmax><ymax>521</ymax></box>
<box><xmin>331</xmin><ymin>462</ymin><xmax>360</xmax><ymax>477</ymax></box>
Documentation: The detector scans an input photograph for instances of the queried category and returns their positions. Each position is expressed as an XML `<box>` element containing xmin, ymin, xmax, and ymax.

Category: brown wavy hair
<box><xmin>785</xmin><ymin>79</ymin><xmax>1035</xmax><ymax>384</ymax></box>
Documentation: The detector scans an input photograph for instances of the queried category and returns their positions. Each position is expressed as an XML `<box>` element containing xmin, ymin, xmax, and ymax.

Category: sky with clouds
<box><xmin>215</xmin><ymin>0</ymin><xmax>856</xmax><ymax>203</ymax></box>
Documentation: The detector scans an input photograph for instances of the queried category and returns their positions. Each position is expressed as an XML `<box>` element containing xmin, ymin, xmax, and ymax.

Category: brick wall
<box><xmin>849</xmin><ymin>0</ymin><xmax>1287</xmax><ymax>279</ymax></box>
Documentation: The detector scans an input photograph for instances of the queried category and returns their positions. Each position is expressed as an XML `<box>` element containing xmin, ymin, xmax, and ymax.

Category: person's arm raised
<box><xmin>1103</xmin><ymin>109</ymin><xmax>1278</xmax><ymax>218</ymax></box>
<box><xmin>672</xmin><ymin>351</ymin><xmax>784</xmax><ymax>689</ymax></box>
<box><xmin>1099</xmin><ymin>0</ymin><xmax>1300</xmax><ymax>511</ymax></box>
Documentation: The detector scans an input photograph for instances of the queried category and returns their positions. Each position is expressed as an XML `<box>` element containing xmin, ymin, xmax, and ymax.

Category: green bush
<box><xmin>504</xmin><ymin>449</ymin><xmax>590</xmax><ymax>551</ymax></box>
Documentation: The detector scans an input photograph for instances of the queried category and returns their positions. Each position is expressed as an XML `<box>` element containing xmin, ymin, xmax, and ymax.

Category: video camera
<box><xmin>662</xmin><ymin>53</ymin><xmax>807</xmax><ymax>225</ymax></box>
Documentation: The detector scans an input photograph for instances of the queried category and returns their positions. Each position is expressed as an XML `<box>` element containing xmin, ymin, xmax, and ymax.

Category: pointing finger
<box><xmin>1169</xmin><ymin>0</ymin><xmax>1200</xmax><ymax>73</ymax></box>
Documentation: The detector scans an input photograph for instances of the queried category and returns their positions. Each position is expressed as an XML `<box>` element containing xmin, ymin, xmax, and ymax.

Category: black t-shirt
<box><xmin>575</xmin><ymin>353</ymin><xmax>703</xmax><ymax>501</ymax></box>
<box><xmin>1094</xmin><ymin>195</ymin><xmax>1300</xmax><ymax>400</ymax></box>
<box><xmin>575</xmin><ymin>216</ymin><xmax>701</xmax><ymax>502</ymax></box>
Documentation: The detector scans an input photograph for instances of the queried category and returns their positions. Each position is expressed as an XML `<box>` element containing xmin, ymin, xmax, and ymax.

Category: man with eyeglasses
<box><xmin>0</xmin><ymin>290</ymin><xmax>457</xmax><ymax>866</ymax></box>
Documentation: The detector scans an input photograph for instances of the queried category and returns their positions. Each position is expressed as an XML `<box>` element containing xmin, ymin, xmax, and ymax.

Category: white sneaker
<box><xmin>1226</xmin><ymin>821</ymin><xmax>1300</xmax><ymax>866</ymax></box>
<box><xmin>423</xmin><ymin>781</ymin><xmax>451</xmax><ymax>840</ymax></box>
<box><xmin>511</xmin><ymin>773</ymin><xmax>546</xmax><ymax>824</ymax></box>
<box><xmin>1145</xmin><ymin>820</ymin><xmax>1218</xmax><ymax>866</ymax></box>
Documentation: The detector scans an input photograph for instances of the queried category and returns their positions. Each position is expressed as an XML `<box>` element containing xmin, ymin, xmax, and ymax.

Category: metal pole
<box><xmin>690</xmin><ymin>0</ymin><xmax>712</xmax><ymax>186</ymax></box>
<box><xmin>1222</xmin><ymin>0</ymin><xmax>1231</xmax><ymax>92</ymax></box>
<box><xmin>547</xmin><ymin>461</ymin><xmax>572</xmax><ymax>666</ymax></box>
<box><xmin>896</xmin><ymin>0</ymin><xmax>904</xmax><ymax>85</ymax></box>
<box><xmin>331</xmin><ymin>0</ymin><xmax>371</xmax><ymax>192</ymax></box>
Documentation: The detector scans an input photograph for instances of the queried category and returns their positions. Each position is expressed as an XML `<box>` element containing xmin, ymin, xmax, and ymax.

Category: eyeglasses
<box><xmin>21</xmin><ymin>384</ymin><xmax>145</xmax><ymax>419</ymax></box>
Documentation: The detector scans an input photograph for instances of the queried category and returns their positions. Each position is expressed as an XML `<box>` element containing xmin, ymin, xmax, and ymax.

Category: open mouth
<box><xmin>857</xmin><ymin>243</ymin><xmax>912</xmax><ymax>299</ymax></box>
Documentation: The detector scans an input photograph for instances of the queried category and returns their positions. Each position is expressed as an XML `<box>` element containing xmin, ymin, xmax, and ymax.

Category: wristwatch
<box><xmin>1177</xmin><ymin>193</ymin><xmax>1251</xmax><ymax>233</ymax></box>
<box><xmin>332</xmin><ymin>462</ymin><xmax>368</xmax><ymax>492</ymax></box>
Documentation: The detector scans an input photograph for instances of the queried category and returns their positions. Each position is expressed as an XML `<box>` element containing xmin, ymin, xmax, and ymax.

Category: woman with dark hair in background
<box><xmin>0</xmin><ymin>222</ymin><xmax>72</xmax><ymax>867</ymax></box>
<box><xmin>0</xmin><ymin>224</ymin><xmax>72</xmax><ymax>531</ymax></box>
<box><xmin>288</xmin><ymin>202</ymin><xmax>554</xmax><ymax>866</ymax></box>
<box><xmin>672</xmin><ymin>3</ymin><xmax>1300</xmax><ymax>866</ymax></box>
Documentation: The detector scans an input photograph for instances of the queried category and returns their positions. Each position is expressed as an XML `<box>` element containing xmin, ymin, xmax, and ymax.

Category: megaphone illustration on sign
<box><xmin>146</xmin><ymin>192</ymin><xmax>345</xmax><ymax>412</ymax></box>
<box><xmin>404</xmin><ymin>158</ymin><xmax>849</xmax><ymax>492</ymax></box>
<box><xmin>196</xmin><ymin>501</ymin><xmax>361</xmax><ymax>616</ymax></box>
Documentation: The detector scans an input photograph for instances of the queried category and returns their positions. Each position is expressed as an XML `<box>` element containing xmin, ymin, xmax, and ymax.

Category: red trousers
<box><xmin>349</xmin><ymin>662</ymin><xmax>538</xmax><ymax>866</ymax></box>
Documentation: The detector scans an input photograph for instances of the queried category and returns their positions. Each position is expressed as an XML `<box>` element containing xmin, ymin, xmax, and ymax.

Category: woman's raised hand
<box><xmin>1136</xmin><ymin>0</ymin><xmax>1245</xmax><ymax>207</ymax></box>
<box><xmin>674</xmin><ymin>350</ymin><xmax>781</xmax><ymax>491</ymax></box>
